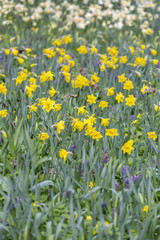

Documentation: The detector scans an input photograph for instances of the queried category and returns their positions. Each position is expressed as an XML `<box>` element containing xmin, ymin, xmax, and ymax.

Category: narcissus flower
<box><xmin>86</xmin><ymin>216</ymin><xmax>92</xmax><ymax>220</ymax></box>
<box><xmin>29</xmin><ymin>103</ymin><xmax>37</xmax><ymax>113</ymax></box>
<box><xmin>125</xmin><ymin>95</ymin><xmax>136</xmax><ymax>107</ymax></box>
<box><xmin>107</xmin><ymin>87</ymin><xmax>115</xmax><ymax>96</ymax></box>
<box><xmin>141</xmin><ymin>85</ymin><xmax>149</xmax><ymax>94</ymax></box>
<box><xmin>91</xmin><ymin>46</ymin><xmax>98</xmax><ymax>54</ymax></box>
<box><xmin>77</xmin><ymin>45</ymin><xmax>87</xmax><ymax>54</ymax></box>
<box><xmin>53</xmin><ymin>104</ymin><xmax>62</xmax><ymax>112</ymax></box>
<box><xmin>0</xmin><ymin>82</ymin><xmax>7</xmax><ymax>95</ymax></box>
<box><xmin>42</xmin><ymin>98</ymin><xmax>55</xmax><ymax>112</ymax></box>
<box><xmin>152</xmin><ymin>59</ymin><xmax>159</xmax><ymax>65</ymax></box>
<box><xmin>123</xmin><ymin>80</ymin><xmax>134</xmax><ymax>91</ymax></box>
<box><xmin>87</xmin><ymin>94</ymin><xmax>96</xmax><ymax>105</ymax></box>
<box><xmin>106</xmin><ymin>128</ymin><xmax>119</xmax><ymax>138</ymax></box>
<box><xmin>17</xmin><ymin>58</ymin><xmax>24</xmax><ymax>64</ymax></box>
<box><xmin>5</xmin><ymin>49</ymin><xmax>10</xmax><ymax>55</ymax></box>
<box><xmin>116</xmin><ymin>92</ymin><xmax>124</xmax><ymax>103</ymax></box>
<box><xmin>39</xmin><ymin>132</ymin><xmax>49</xmax><ymax>141</ymax></box>
<box><xmin>99</xmin><ymin>101</ymin><xmax>108</xmax><ymax>109</ymax></box>
<box><xmin>121</xmin><ymin>140</ymin><xmax>134</xmax><ymax>155</ymax></box>
<box><xmin>147</xmin><ymin>132</ymin><xmax>157</xmax><ymax>141</ymax></box>
<box><xmin>56</xmin><ymin>120</ymin><xmax>65</xmax><ymax>134</ymax></box>
<box><xmin>59</xmin><ymin>149</ymin><xmax>69</xmax><ymax>162</ymax></box>
<box><xmin>101</xmin><ymin>118</ymin><xmax>110</xmax><ymax>127</ymax></box>
<box><xmin>77</xmin><ymin>106</ymin><xmax>88</xmax><ymax>116</ymax></box>
<box><xmin>118</xmin><ymin>73</ymin><xmax>127</xmax><ymax>83</ymax></box>
<box><xmin>129</xmin><ymin>46</ymin><xmax>134</xmax><ymax>54</ymax></box>
<box><xmin>49</xmin><ymin>87</ymin><xmax>56</xmax><ymax>97</ymax></box>
<box><xmin>100</xmin><ymin>65</ymin><xmax>105</xmax><ymax>71</ymax></box>
<box><xmin>89</xmin><ymin>181</ymin><xmax>93</xmax><ymax>189</ymax></box>
<box><xmin>0</xmin><ymin>109</ymin><xmax>8</xmax><ymax>118</ymax></box>
<box><xmin>142</xmin><ymin>205</ymin><xmax>149</xmax><ymax>213</ymax></box>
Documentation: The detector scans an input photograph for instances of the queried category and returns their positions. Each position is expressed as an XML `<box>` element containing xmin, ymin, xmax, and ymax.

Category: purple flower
<box><xmin>125</xmin><ymin>177</ymin><xmax>130</xmax><ymax>187</ymax></box>
<box><xmin>53</xmin><ymin>80</ymin><xmax>57</xmax><ymax>86</ymax></box>
<box><xmin>21</xmin><ymin>87</ymin><xmax>25</xmax><ymax>93</ymax></box>
<box><xmin>134</xmin><ymin>92</ymin><xmax>139</xmax><ymax>98</ymax></box>
<box><xmin>130</xmin><ymin>115</ymin><xmax>135</xmax><ymax>121</ymax></box>
<box><xmin>115</xmin><ymin>181</ymin><xmax>119</xmax><ymax>191</ymax></box>
<box><xmin>121</xmin><ymin>165</ymin><xmax>131</xmax><ymax>178</ymax></box>
<box><xmin>102</xmin><ymin>154</ymin><xmax>109</xmax><ymax>163</ymax></box>
<box><xmin>94</xmin><ymin>61</ymin><xmax>99</xmax><ymax>68</ymax></box>
<box><xmin>11</xmin><ymin>204</ymin><xmax>15</xmax><ymax>210</ymax></box>
<box><xmin>101</xmin><ymin>201</ymin><xmax>107</xmax><ymax>209</ymax></box>
<box><xmin>4</xmin><ymin>62</ymin><xmax>8</xmax><ymax>70</ymax></box>
<box><xmin>15</xmin><ymin>197</ymin><xmax>21</xmax><ymax>203</ymax></box>
<box><xmin>66</xmin><ymin>190</ymin><xmax>71</xmax><ymax>198</ymax></box>
<box><xmin>70</xmin><ymin>53</ymin><xmax>74</xmax><ymax>58</ymax></box>
<box><xmin>0</xmin><ymin>56</ymin><xmax>2</xmax><ymax>62</ymax></box>
<box><xmin>131</xmin><ymin>174</ymin><xmax>140</xmax><ymax>183</ymax></box>
<box><xmin>69</xmin><ymin>144</ymin><xmax>76</xmax><ymax>153</ymax></box>
<box><xmin>48</xmin><ymin>189</ymin><xmax>51</xmax><ymax>200</ymax></box>
<box><xmin>81</xmin><ymin>162</ymin><xmax>84</xmax><ymax>176</ymax></box>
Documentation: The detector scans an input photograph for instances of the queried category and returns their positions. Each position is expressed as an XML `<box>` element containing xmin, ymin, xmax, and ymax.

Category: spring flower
<box><xmin>77</xmin><ymin>106</ymin><xmax>88</xmax><ymax>115</ymax></box>
<box><xmin>59</xmin><ymin>149</ymin><xmax>69</xmax><ymax>162</ymax></box>
<box><xmin>151</xmin><ymin>49</ymin><xmax>157</xmax><ymax>56</ymax></box>
<box><xmin>17</xmin><ymin>58</ymin><xmax>24</xmax><ymax>64</ymax></box>
<box><xmin>120</xmin><ymin>56</ymin><xmax>128</xmax><ymax>64</ymax></box>
<box><xmin>121</xmin><ymin>140</ymin><xmax>134</xmax><ymax>155</ymax></box>
<box><xmin>100</xmin><ymin>65</ymin><xmax>105</xmax><ymax>71</ymax></box>
<box><xmin>5</xmin><ymin>49</ymin><xmax>10</xmax><ymax>55</ymax></box>
<box><xmin>106</xmin><ymin>128</ymin><xmax>119</xmax><ymax>138</ymax></box>
<box><xmin>91</xmin><ymin>73</ymin><xmax>100</xmax><ymax>84</ymax></box>
<box><xmin>116</xmin><ymin>92</ymin><xmax>124</xmax><ymax>103</ymax></box>
<box><xmin>86</xmin><ymin>216</ymin><xmax>92</xmax><ymax>220</ymax></box>
<box><xmin>107</xmin><ymin>87</ymin><xmax>115</xmax><ymax>96</ymax></box>
<box><xmin>56</xmin><ymin>120</ymin><xmax>65</xmax><ymax>134</ymax></box>
<box><xmin>125</xmin><ymin>95</ymin><xmax>136</xmax><ymax>107</ymax></box>
<box><xmin>129</xmin><ymin>46</ymin><xmax>134</xmax><ymax>54</ymax></box>
<box><xmin>39</xmin><ymin>132</ymin><xmax>49</xmax><ymax>141</ymax></box>
<box><xmin>42</xmin><ymin>98</ymin><xmax>55</xmax><ymax>112</ymax></box>
<box><xmin>72</xmin><ymin>118</ymin><xmax>84</xmax><ymax>132</ymax></box>
<box><xmin>147</xmin><ymin>132</ymin><xmax>157</xmax><ymax>141</ymax></box>
<box><xmin>49</xmin><ymin>87</ymin><xmax>56</xmax><ymax>97</ymax></box>
<box><xmin>123</xmin><ymin>80</ymin><xmax>134</xmax><ymax>91</ymax></box>
<box><xmin>118</xmin><ymin>73</ymin><xmax>127</xmax><ymax>83</ymax></box>
<box><xmin>0</xmin><ymin>109</ymin><xmax>8</xmax><ymax>118</ymax></box>
<box><xmin>141</xmin><ymin>85</ymin><xmax>149</xmax><ymax>94</ymax></box>
<box><xmin>89</xmin><ymin>181</ymin><xmax>93</xmax><ymax>189</ymax></box>
<box><xmin>142</xmin><ymin>205</ymin><xmax>149</xmax><ymax>213</ymax></box>
<box><xmin>99</xmin><ymin>101</ymin><xmax>108</xmax><ymax>109</ymax></box>
<box><xmin>134</xmin><ymin>57</ymin><xmax>146</xmax><ymax>67</ymax></box>
<box><xmin>38</xmin><ymin>98</ymin><xmax>46</xmax><ymax>107</ymax></box>
<box><xmin>0</xmin><ymin>83</ymin><xmax>7</xmax><ymax>95</ymax></box>
<box><xmin>72</xmin><ymin>74</ymin><xmax>89</xmax><ymax>89</ymax></box>
<box><xmin>53</xmin><ymin>38</ymin><xmax>62</xmax><ymax>47</ymax></box>
<box><xmin>77</xmin><ymin>45</ymin><xmax>87</xmax><ymax>54</ymax></box>
<box><xmin>40</xmin><ymin>71</ymin><xmax>53</xmax><ymax>82</ymax></box>
<box><xmin>87</xmin><ymin>94</ymin><xmax>96</xmax><ymax>105</ymax></box>
<box><xmin>101</xmin><ymin>118</ymin><xmax>110</xmax><ymax>127</ymax></box>
<box><xmin>152</xmin><ymin>59</ymin><xmax>159</xmax><ymax>65</ymax></box>
<box><xmin>29</xmin><ymin>104</ymin><xmax>37</xmax><ymax>113</ymax></box>
<box><xmin>91</xmin><ymin>46</ymin><xmax>98</xmax><ymax>54</ymax></box>
<box><xmin>53</xmin><ymin>104</ymin><xmax>62</xmax><ymax>112</ymax></box>
<box><xmin>62</xmin><ymin>35</ymin><xmax>72</xmax><ymax>44</ymax></box>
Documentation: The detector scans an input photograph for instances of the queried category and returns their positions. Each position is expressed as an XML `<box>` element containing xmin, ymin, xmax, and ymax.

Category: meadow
<box><xmin>0</xmin><ymin>0</ymin><xmax>160</xmax><ymax>239</ymax></box>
